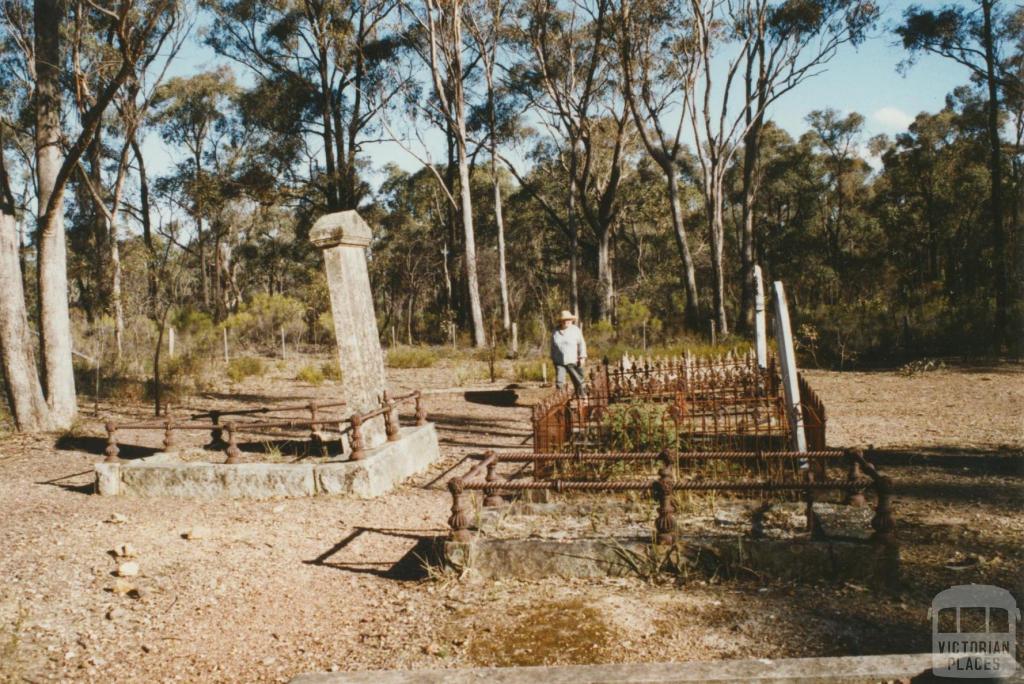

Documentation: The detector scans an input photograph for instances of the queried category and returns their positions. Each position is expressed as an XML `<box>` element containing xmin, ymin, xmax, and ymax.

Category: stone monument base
<box><xmin>94</xmin><ymin>424</ymin><xmax>440</xmax><ymax>499</ymax></box>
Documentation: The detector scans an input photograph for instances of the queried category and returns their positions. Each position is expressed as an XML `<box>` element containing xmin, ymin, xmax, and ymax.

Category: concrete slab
<box><xmin>292</xmin><ymin>652</ymin><xmax>992</xmax><ymax>683</ymax></box>
<box><xmin>94</xmin><ymin>423</ymin><xmax>440</xmax><ymax>499</ymax></box>
<box><xmin>117</xmin><ymin>463</ymin><xmax>315</xmax><ymax>499</ymax></box>
<box><xmin>315</xmin><ymin>423</ymin><xmax>440</xmax><ymax>498</ymax></box>
<box><xmin>444</xmin><ymin>534</ymin><xmax>898</xmax><ymax>585</ymax></box>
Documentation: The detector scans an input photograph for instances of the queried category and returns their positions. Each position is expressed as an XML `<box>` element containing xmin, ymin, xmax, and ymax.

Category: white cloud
<box><xmin>872</xmin><ymin>106</ymin><xmax>914</xmax><ymax>132</ymax></box>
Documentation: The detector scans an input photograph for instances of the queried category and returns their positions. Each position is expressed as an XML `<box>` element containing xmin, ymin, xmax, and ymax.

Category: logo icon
<box><xmin>930</xmin><ymin>584</ymin><xmax>1019</xmax><ymax>678</ymax></box>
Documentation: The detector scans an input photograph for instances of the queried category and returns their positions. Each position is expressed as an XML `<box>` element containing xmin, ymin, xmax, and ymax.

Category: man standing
<box><xmin>551</xmin><ymin>310</ymin><xmax>587</xmax><ymax>395</ymax></box>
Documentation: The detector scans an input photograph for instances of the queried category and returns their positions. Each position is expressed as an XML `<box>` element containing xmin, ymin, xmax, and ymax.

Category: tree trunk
<box><xmin>666</xmin><ymin>171</ymin><xmax>700</xmax><ymax>329</ymax></box>
<box><xmin>708</xmin><ymin>178</ymin><xmax>729</xmax><ymax>337</ymax></box>
<box><xmin>456</xmin><ymin>133</ymin><xmax>486</xmax><ymax>347</ymax></box>
<box><xmin>0</xmin><ymin>211</ymin><xmax>52</xmax><ymax>431</ymax></box>
<box><xmin>35</xmin><ymin>0</ymin><xmax>78</xmax><ymax>429</ymax></box>
<box><xmin>131</xmin><ymin>137</ymin><xmax>158</xmax><ymax>304</ymax></box>
<box><xmin>491</xmin><ymin>152</ymin><xmax>511</xmax><ymax>332</ymax></box>
<box><xmin>982</xmin><ymin>0</ymin><xmax>1007</xmax><ymax>350</ymax></box>
<box><xmin>738</xmin><ymin>118</ymin><xmax>762</xmax><ymax>333</ymax></box>
<box><xmin>568</xmin><ymin>159</ymin><xmax>580</xmax><ymax>316</ymax></box>
<box><xmin>198</xmin><ymin>219</ymin><xmax>209</xmax><ymax>307</ymax></box>
<box><xmin>597</xmin><ymin>226</ymin><xmax>614</xmax><ymax>321</ymax></box>
<box><xmin>110</xmin><ymin>219</ymin><xmax>124</xmax><ymax>358</ymax></box>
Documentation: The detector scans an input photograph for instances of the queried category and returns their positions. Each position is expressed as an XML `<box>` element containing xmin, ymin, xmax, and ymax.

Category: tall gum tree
<box><xmin>680</xmin><ymin>0</ymin><xmax>876</xmax><ymax>337</ymax></box>
<box><xmin>30</xmin><ymin>0</ymin><xmax>178</xmax><ymax>429</ymax></box>
<box><xmin>401</xmin><ymin>0</ymin><xmax>488</xmax><ymax>346</ymax></box>
<box><xmin>898</xmin><ymin>0</ymin><xmax>1018</xmax><ymax>350</ymax></box>
<box><xmin>617</xmin><ymin>0</ymin><xmax>701</xmax><ymax>330</ymax></box>
<box><xmin>521</xmin><ymin>0</ymin><xmax>634</xmax><ymax>322</ymax></box>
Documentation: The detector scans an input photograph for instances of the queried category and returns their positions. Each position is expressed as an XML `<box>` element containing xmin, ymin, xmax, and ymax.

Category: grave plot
<box><xmin>93</xmin><ymin>210</ymin><xmax>443</xmax><ymax>499</ymax></box>
<box><xmin>443</xmin><ymin>352</ymin><xmax>898</xmax><ymax>586</ymax></box>
<box><xmin>94</xmin><ymin>391</ymin><xmax>439</xmax><ymax>498</ymax></box>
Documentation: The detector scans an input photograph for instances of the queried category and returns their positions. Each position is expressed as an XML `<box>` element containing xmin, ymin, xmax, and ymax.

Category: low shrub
<box><xmin>321</xmin><ymin>359</ymin><xmax>343</xmax><ymax>381</ymax></box>
<box><xmin>386</xmin><ymin>346</ymin><xmax>439</xmax><ymax>368</ymax></box>
<box><xmin>295</xmin><ymin>364</ymin><xmax>325</xmax><ymax>385</ymax></box>
<box><xmin>513</xmin><ymin>360</ymin><xmax>550</xmax><ymax>382</ymax></box>
<box><xmin>226</xmin><ymin>356</ymin><xmax>266</xmax><ymax>382</ymax></box>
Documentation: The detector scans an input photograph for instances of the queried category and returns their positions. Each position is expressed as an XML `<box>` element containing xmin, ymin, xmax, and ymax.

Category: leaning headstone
<box><xmin>310</xmin><ymin>211</ymin><xmax>388</xmax><ymax>447</ymax></box>
<box><xmin>772</xmin><ymin>281</ymin><xmax>806</xmax><ymax>453</ymax></box>
<box><xmin>753</xmin><ymin>265</ymin><xmax>767</xmax><ymax>369</ymax></box>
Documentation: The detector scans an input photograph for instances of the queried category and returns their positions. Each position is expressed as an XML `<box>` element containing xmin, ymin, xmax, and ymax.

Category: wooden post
<box><xmin>168</xmin><ymin>326</ymin><xmax>176</xmax><ymax>358</ymax></box>
<box><xmin>222</xmin><ymin>327</ymin><xmax>229</xmax><ymax>363</ymax></box>
<box><xmin>709</xmin><ymin>318</ymin><xmax>716</xmax><ymax>346</ymax></box>
<box><xmin>772</xmin><ymin>281</ymin><xmax>806</xmax><ymax>453</ymax></box>
<box><xmin>753</xmin><ymin>265</ymin><xmax>767</xmax><ymax>369</ymax></box>
<box><xmin>280</xmin><ymin>326</ymin><xmax>286</xmax><ymax>359</ymax></box>
<box><xmin>511</xmin><ymin>321</ymin><xmax>519</xmax><ymax>358</ymax></box>
<box><xmin>542</xmin><ymin>362</ymin><xmax>548</xmax><ymax>385</ymax></box>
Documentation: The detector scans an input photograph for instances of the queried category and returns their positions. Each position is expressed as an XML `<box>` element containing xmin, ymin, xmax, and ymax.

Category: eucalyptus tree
<box><xmin>152</xmin><ymin>69</ymin><xmax>239</xmax><ymax>313</ymax></box>
<box><xmin>205</xmin><ymin>0</ymin><xmax>406</xmax><ymax>214</ymax></box>
<box><xmin>675</xmin><ymin>0</ymin><xmax>877</xmax><ymax>337</ymax></box>
<box><xmin>70</xmin><ymin>8</ymin><xmax>189</xmax><ymax>357</ymax></box>
<box><xmin>519</xmin><ymin>0</ymin><xmax>635</xmax><ymax>321</ymax></box>
<box><xmin>466</xmin><ymin>0</ymin><xmax>517</xmax><ymax>334</ymax></box>
<box><xmin>617</xmin><ymin>0</ymin><xmax>701</xmax><ymax>329</ymax></box>
<box><xmin>398</xmin><ymin>0</ymin><xmax>488</xmax><ymax>346</ymax></box>
<box><xmin>898</xmin><ymin>0</ymin><xmax>1020</xmax><ymax>349</ymax></box>
<box><xmin>0</xmin><ymin>0</ymin><xmax>181</xmax><ymax>430</ymax></box>
<box><xmin>0</xmin><ymin>1</ymin><xmax>47</xmax><ymax>430</ymax></box>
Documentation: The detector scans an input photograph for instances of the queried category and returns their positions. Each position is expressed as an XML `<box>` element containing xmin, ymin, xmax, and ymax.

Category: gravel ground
<box><xmin>0</xmin><ymin>357</ymin><xmax>1021</xmax><ymax>682</ymax></box>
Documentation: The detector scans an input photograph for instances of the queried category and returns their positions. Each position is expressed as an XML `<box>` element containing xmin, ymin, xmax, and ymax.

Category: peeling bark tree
<box><xmin>34</xmin><ymin>0</ymin><xmax>78</xmax><ymax>428</ymax></box>
<box><xmin>683</xmin><ymin>0</ymin><xmax>877</xmax><ymax>337</ymax></box>
<box><xmin>0</xmin><ymin>141</ymin><xmax>52</xmax><ymax>431</ymax></box>
<box><xmin>524</xmin><ymin>0</ymin><xmax>632</xmax><ymax>322</ymax></box>
<box><xmin>406</xmin><ymin>0</ymin><xmax>488</xmax><ymax>347</ymax></box>
<box><xmin>618</xmin><ymin>0</ymin><xmax>701</xmax><ymax>329</ymax></box>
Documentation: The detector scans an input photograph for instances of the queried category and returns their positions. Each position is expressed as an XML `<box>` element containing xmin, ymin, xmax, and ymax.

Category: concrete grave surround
<box><xmin>310</xmin><ymin>210</ymin><xmax>388</xmax><ymax>447</ymax></box>
<box><xmin>442</xmin><ymin>501</ymin><xmax>898</xmax><ymax>586</ymax></box>
<box><xmin>94</xmin><ymin>424</ymin><xmax>439</xmax><ymax>499</ymax></box>
<box><xmin>292</xmin><ymin>653</ymin><xmax>986</xmax><ymax>683</ymax></box>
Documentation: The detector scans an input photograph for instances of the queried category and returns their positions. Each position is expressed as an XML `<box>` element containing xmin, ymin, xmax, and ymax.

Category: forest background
<box><xmin>0</xmin><ymin>0</ymin><xmax>1021</xmax><ymax>431</ymax></box>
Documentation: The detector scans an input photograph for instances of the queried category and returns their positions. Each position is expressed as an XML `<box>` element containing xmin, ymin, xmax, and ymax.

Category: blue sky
<box><xmin>145</xmin><ymin>1</ymin><xmax>972</xmax><ymax>189</ymax></box>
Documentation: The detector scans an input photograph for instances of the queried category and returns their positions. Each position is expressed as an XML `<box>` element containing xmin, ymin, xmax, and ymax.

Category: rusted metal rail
<box><xmin>102</xmin><ymin>390</ymin><xmax>429</xmax><ymax>464</ymax></box>
<box><xmin>532</xmin><ymin>351</ymin><xmax>824</xmax><ymax>456</ymax></box>
<box><xmin>447</xmin><ymin>448</ymin><xmax>894</xmax><ymax>547</ymax></box>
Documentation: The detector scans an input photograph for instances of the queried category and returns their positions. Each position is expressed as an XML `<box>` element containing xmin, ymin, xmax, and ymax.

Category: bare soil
<box><xmin>1</xmin><ymin>357</ymin><xmax>1021</xmax><ymax>682</ymax></box>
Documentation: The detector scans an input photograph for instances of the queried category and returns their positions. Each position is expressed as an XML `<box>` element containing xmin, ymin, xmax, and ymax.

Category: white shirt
<box><xmin>551</xmin><ymin>324</ymin><xmax>587</xmax><ymax>366</ymax></box>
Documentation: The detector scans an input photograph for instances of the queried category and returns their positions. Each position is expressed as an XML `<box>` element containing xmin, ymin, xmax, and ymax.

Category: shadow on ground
<box><xmin>304</xmin><ymin>527</ymin><xmax>446</xmax><ymax>580</ymax></box>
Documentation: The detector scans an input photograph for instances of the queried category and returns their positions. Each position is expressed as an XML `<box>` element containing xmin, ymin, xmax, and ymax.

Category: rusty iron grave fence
<box><xmin>533</xmin><ymin>351</ymin><xmax>827</xmax><ymax>457</ymax></box>
<box><xmin>101</xmin><ymin>390</ymin><xmax>428</xmax><ymax>464</ymax></box>
<box><xmin>447</xmin><ymin>448</ymin><xmax>895</xmax><ymax>546</ymax></box>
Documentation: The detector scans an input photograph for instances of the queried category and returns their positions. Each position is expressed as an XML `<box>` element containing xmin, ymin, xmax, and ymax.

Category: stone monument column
<box><xmin>310</xmin><ymin>211</ymin><xmax>388</xmax><ymax>448</ymax></box>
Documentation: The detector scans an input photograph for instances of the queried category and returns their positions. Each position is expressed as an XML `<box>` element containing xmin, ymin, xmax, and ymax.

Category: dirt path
<box><xmin>0</xmin><ymin>359</ymin><xmax>1021</xmax><ymax>682</ymax></box>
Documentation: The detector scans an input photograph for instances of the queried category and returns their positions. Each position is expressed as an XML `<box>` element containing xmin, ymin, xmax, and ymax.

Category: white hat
<box><xmin>558</xmin><ymin>310</ymin><xmax>576</xmax><ymax>321</ymax></box>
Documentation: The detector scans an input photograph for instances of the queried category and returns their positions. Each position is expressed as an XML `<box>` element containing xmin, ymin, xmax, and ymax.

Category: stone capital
<box><xmin>309</xmin><ymin>210</ymin><xmax>373</xmax><ymax>249</ymax></box>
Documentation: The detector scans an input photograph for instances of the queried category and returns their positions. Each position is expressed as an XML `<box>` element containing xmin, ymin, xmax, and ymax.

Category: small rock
<box><xmin>422</xmin><ymin>642</ymin><xmax>442</xmax><ymax>656</ymax></box>
<box><xmin>106</xmin><ymin>513</ymin><xmax>128</xmax><ymax>525</ymax></box>
<box><xmin>272</xmin><ymin>504</ymin><xmax>285</xmax><ymax>514</ymax></box>
<box><xmin>116</xmin><ymin>561</ymin><xmax>140</xmax><ymax>577</ymax></box>
<box><xmin>106</xmin><ymin>608</ymin><xmax>127</xmax><ymax>621</ymax></box>
<box><xmin>114</xmin><ymin>543</ymin><xmax>137</xmax><ymax>558</ymax></box>
<box><xmin>183</xmin><ymin>527</ymin><xmax>209</xmax><ymax>541</ymax></box>
<box><xmin>262</xmin><ymin>657</ymin><xmax>276</xmax><ymax>666</ymax></box>
<box><xmin>111</xmin><ymin>579</ymin><xmax>136</xmax><ymax>596</ymax></box>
